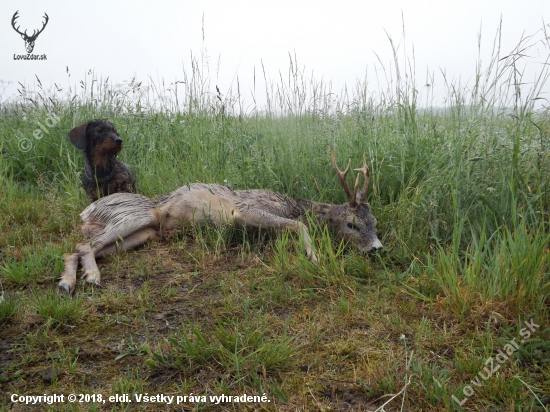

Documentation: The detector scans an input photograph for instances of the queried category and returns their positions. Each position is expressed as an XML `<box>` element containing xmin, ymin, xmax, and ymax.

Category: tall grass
<box><xmin>412</xmin><ymin>217</ymin><xmax>550</xmax><ymax>318</ymax></box>
<box><xmin>1</xmin><ymin>23</ymin><xmax>549</xmax><ymax>318</ymax></box>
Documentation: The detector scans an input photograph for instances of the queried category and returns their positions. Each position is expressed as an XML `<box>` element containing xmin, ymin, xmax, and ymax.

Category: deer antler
<box><xmin>353</xmin><ymin>152</ymin><xmax>370</xmax><ymax>203</ymax></box>
<box><xmin>11</xmin><ymin>11</ymin><xmax>49</xmax><ymax>40</ymax></box>
<box><xmin>330</xmin><ymin>146</ymin><xmax>356</xmax><ymax>206</ymax></box>
<box><xmin>11</xmin><ymin>11</ymin><xmax>26</xmax><ymax>37</ymax></box>
<box><xmin>32</xmin><ymin>13</ymin><xmax>49</xmax><ymax>39</ymax></box>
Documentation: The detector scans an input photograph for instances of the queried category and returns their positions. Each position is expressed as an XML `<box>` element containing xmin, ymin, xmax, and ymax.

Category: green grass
<box><xmin>148</xmin><ymin>317</ymin><xmax>298</xmax><ymax>396</ymax></box>
<box><xmin>33</xmin><ymin>289</ymin><xmax>87</xmax><ymax>325</ymax></box>
<box><xmin>0</xmin><ymin>25</ymin><xmax>549</xmax><ymax>411</ymax></box>
<box><xmin>0</xmin><ymin>291</ymin><xmax>19</xmax><ymax>325</ymax></box>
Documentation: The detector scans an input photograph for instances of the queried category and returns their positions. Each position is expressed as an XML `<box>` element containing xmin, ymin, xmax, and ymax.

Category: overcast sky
<box><xmin>1</xmin><ymin>0</ymin><xmax>549</xmax><ymax>109</ymax></box>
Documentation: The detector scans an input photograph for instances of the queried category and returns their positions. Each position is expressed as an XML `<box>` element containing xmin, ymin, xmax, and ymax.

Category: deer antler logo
<box><xmin>11</xmin><ymin>11</ymin><xmax>49</xmax><ymax>54</ymax></box>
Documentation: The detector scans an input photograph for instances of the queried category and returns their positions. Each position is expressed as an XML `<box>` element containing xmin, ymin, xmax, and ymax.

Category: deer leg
<box><xmin>75</xmin><ymin>207</ymin><xmax>159</xmax><ymax>287</ymax></box>
<box><xmin>77</xmin><ymin>241</ymin><xmax>102</xmax><ymax>287</ymax></box>
<box><xmin>288</xmin><ymin>220</ymin><xmax>318</xmax><ymax>262</ymax></box>
<box><xmin>95</xmin><ymin>228</ymin><xmax>158</xmax><ymax>258</ymax></box>
<box><xmin>235</xmin><ymin>210</ymin><xmax>318</xmax><ymax>262</ymax></box>
<box><xmin>58</xmin><ymin>253</ymin><xmax>79</xmax><ymax>294</ymax></box>
<box><xmin>79</xmin><ymin>227</ymin><xmax>158</xmax><ymax>287</ymax></box>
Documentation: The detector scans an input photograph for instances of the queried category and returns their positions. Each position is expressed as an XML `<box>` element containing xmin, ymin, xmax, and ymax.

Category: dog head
<box><xmin>69</xmin><ymin>120</ymin><xmax>123</xmax><ymax>163</ymax></box>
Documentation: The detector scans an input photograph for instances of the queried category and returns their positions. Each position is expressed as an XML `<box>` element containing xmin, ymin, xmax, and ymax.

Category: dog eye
<box><xmin>346</xmin><ymin>222</ymin><xmax>360</xmax><ymax>231</ymax></box>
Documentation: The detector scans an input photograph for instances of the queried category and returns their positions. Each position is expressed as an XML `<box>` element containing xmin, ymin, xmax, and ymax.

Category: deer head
<box><xmin>11</xmin><ymin>11</ymin><xmax>49</xmax><ymax>53</ymax></box>
<box><xmin>328</xmin><ymin>146</ymin><xmax>383</xmax><ymax>253</ymax></box>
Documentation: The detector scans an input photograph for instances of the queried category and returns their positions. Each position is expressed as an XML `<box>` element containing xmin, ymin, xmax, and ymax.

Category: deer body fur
<box><xmin>58</xmin><ymin>149</ymin><xmax>383</xmax><ymax>294</ymax></box>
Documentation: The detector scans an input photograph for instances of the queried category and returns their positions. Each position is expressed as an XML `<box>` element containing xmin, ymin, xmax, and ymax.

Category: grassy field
<box><xmin>1</xmin><ymin>32</ymin><xmax>549</xmax><ymax>411</ymax></box>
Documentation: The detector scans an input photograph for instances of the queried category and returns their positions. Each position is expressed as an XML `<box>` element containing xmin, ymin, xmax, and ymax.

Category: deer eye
<box><xmin>346</xmin><ymin>222</ymin><xmax>360</xmax><ymax>231</ymax></box>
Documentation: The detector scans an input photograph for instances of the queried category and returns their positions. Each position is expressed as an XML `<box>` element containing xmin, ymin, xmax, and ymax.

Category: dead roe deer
<box><xmin>58</xmin><ymin>147</ymin><xmax>383</xmax><ymax>293</ymax></box>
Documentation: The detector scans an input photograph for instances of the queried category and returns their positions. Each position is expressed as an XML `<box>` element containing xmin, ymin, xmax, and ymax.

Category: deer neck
<box><xmin>295</xmin><ymin>199</ymin><xmax>333</xmax><ymax>222</ymax></box>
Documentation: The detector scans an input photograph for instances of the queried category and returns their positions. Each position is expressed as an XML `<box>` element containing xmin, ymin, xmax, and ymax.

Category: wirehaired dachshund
<box><xmin>69</xmin><ymin>120</ymin><xmax>136</xmax><ymax>201</ymax></box>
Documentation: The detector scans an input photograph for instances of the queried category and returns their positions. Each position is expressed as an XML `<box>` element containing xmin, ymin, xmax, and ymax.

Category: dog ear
<box><xmin>68</xmin><ymin>123</ymin><xmax>89</xmax><ymax>150</ymax></box>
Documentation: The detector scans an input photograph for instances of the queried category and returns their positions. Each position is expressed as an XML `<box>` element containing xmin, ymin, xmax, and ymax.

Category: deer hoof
<box><xmin>81</xmin><ymin>272</ymin><xmax>101</xmax><ymax>287</ymax></box>
<box><xmin>307</xmin><ymin>251</ymin><xmax>319</xmax><ymax>263</ymax></box>
<box><xmin>57</xmin><ymin>282</ymin><xmax>72</xmax><ymax>295</ymax></box>
<box><xmin>85</xmin><ymin>279</ymin><xmax>102</xmax><ymax>288</ymax></box>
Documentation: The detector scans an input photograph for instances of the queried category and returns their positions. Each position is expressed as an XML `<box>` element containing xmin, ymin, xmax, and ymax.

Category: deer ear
<box><xmin>68</xmin><ymin>123</ymin><xmax>89</xmax><ymax>150</ymax></box>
